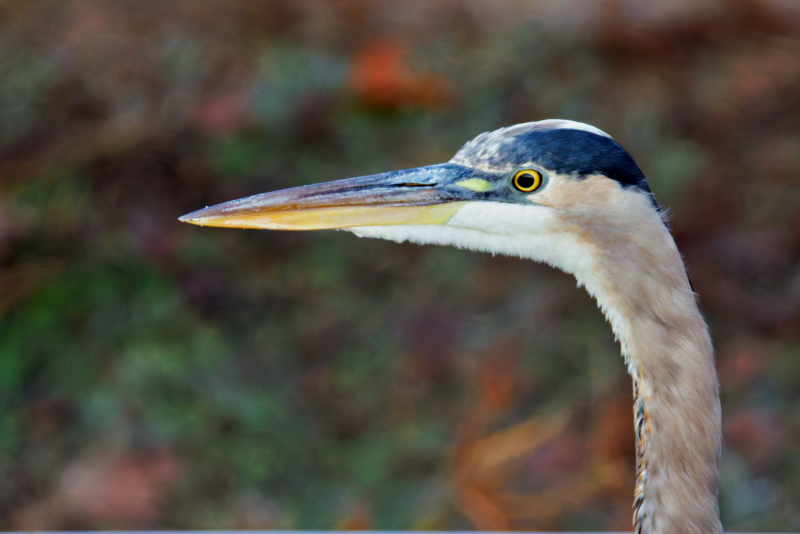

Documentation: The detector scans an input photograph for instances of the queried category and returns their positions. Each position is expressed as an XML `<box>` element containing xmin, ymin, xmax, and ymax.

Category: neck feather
<box><xmin>349</xmin><ymin>187</ymin><xmax>722</xmax><ymax>532</ymax></box>
<box><xmin>562</xmin><ymin>200</ymin><xmax>722</xmax><ymax>534</ymax></box>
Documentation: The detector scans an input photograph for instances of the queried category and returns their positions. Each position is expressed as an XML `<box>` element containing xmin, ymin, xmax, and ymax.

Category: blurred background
<box><xmin>1</xmin><ymin>0</ymin><xmax>800</xmax><ymax>531</ymax></box>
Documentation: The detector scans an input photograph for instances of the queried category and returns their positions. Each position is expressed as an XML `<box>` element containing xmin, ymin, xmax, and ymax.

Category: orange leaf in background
<box><xmin>453</xmin><ymin>410</ymin><xmax>570</xmax><ymax>529</ymax></box>
<box><xmin>457</xmin><ymin>485</ymin><xmax>511</xmax><ymax>531</ymax></box>
<box><xmin>452</xmin><ymin>396</ymin><xmax>634</xmax><ymax>530</ymax></box>
<box><xmin>477</xmin><ymin>340</ymin><xmax>520</xmax><ymax>410</ymax></box>
<box><xmin>457</xmin><ymin>411</ymin><xmax>570</xmax><ymax>486</ymax></box>
<box><xmin>334</xmin><ymin>500</ymin><xmax>371</xmax><ymax>531</ymax></box>
<box><xmin>348</xmin><ymin>40</ymin><xmax>454</xmax><ymax>110</ymax></box>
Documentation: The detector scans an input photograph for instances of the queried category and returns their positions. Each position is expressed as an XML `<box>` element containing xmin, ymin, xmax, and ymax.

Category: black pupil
<box><xmin>517</xmin><ymin>173</ymin><xmax>535</xmax><ymax>189</ymax></box>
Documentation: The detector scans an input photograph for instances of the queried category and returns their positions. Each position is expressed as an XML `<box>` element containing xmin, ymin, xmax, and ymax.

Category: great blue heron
<box><xmin>180</xmin><ymin>119</ymin><xmax>721</xmax><ymax>534</ymax></box>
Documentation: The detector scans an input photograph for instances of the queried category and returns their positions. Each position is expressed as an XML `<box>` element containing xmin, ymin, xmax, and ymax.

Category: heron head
<box><xmin>180</xmin><ymin>120</ymin><xmax>659</xmax><ymax>273</ymax></box>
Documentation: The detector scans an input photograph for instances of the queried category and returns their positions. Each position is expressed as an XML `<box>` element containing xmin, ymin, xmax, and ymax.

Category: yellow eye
<box><xmin>512</xmin><ymin>169</ymin><xmax>543</xmax><ymax>192</ymax></box>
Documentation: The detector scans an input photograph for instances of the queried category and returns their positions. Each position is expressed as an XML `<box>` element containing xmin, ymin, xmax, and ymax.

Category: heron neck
<box><xmin>573</xmin><ymin>214</ymin><xmax>722</xmax><ymax>534</ymax></box>
<box><xmin>614</xmin><ymin>291</ymin><xmax>721</xmax><ymax>534</ymax></box>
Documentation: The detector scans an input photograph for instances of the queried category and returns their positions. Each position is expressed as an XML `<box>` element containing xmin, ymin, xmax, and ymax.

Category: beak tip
<box><xmin>179</xmin><ymin>215</ymin><xmax>208</xmax><ymax>227</ymax></box>
<box><xmin>179</xmin><ymin>206</ymin><xmax>214</xmax><ymax>225</ymax></box>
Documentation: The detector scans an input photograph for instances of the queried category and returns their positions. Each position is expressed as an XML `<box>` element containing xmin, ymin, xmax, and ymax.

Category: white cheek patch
<box><xmin>347</xmin><ymin>202</ymin><xmax>600</xmax><ymax>291</ymax></box>
<box><xmin>444</xmin><ymin>201</ymin><xmax>556</xmax><ymax>236</ymax></box>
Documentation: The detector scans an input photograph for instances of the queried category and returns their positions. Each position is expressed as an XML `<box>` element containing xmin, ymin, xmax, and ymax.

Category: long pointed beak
<box><xmin>179</xmin><ymin>163</ymin><xmax>485</xmax><ymax>230</ymax></box>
